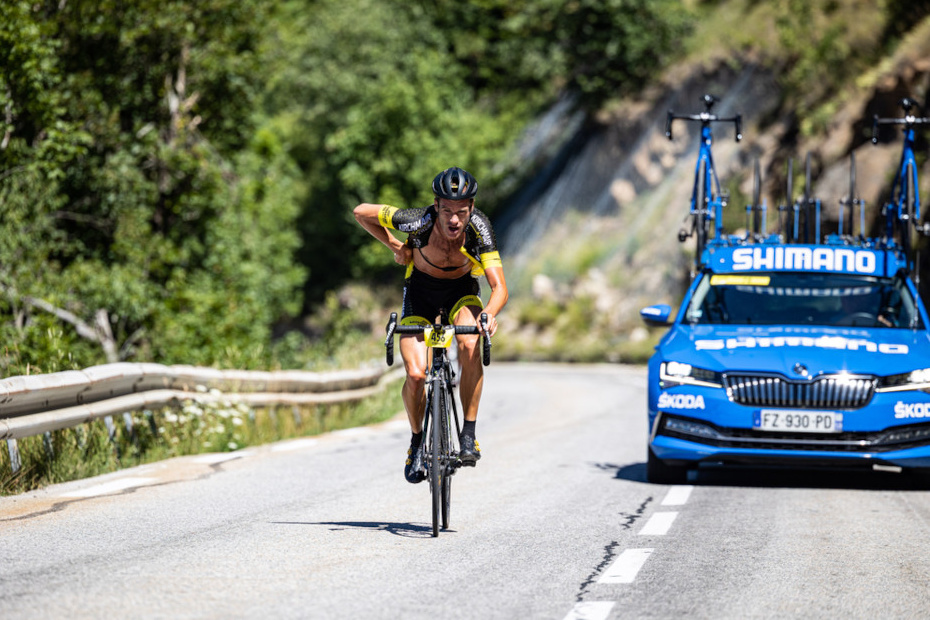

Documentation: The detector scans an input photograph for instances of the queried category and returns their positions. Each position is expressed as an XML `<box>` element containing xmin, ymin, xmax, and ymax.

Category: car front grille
<box><xmin>658</xmin><ymin>414</ymin><xmax>930</xmax><ymax>453</ymax></box>
<box><xmin>723</xmin><ymin>373</ymin><xmax>876</xmax><ymax>409</ymax></box>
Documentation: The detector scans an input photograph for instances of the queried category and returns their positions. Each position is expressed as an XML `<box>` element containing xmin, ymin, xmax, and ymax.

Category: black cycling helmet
<box><xmin>432</xmin><ymin>166</ymin><xmax>478</xmax><ymax>200</ymax></box>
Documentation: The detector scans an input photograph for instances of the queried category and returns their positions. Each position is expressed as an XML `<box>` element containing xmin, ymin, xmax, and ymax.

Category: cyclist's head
<box><xmin>432</xmin><ymin>167</ymin><xmax>478</xmax><ymax>201</ymax></box>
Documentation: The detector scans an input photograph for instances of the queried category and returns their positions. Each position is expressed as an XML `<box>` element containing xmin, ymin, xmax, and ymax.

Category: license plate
<box><xmin>753</xmin><ymin>410</ymin><xmax>843</xmax><ymax>433</ymax></box>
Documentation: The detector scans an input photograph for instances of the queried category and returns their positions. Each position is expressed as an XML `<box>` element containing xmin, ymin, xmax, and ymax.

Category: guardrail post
<box><xmin>7</xmin><ymin>439</ymin><xmax>21</xmax><ymax>473</ymax></box>
<box><xmin>292</xmin><ymin>405</ymin><xmax>302</xmax><ymax>428</ymax></box>
<box><xmin>122</xmin><ymin>412</ymin><xmax>138</xmax><ymax>448</ymax></box>
<box><xmin>43</xmin><ymin>431</ymin><xmax>54</xmax><ymax>462</ymax></box>
<box><xmin>103</xmin><ymin>415</ymin><xmax>120</xmax><ymax>458</ymax></box>
<box><xmin>144</xmin><ymin>410</ymin><xmax>159</xmax><ymax>438</ymax></box>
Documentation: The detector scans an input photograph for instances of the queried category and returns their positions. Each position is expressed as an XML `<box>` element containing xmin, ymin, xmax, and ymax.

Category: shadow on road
<box><xmin>607</xmin><ymin>461</ymin><xmax>930</xmax><ymax>491</ymax></box>
<box><xmin>271</xmin><ymin>521</ymin><xmax>440</xmax><ymax>538</ymax></box>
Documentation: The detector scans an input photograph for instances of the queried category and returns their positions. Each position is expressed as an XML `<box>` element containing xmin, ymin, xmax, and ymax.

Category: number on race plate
<box><xmin>753</xmin><ymin>410</ymin><xmax>843</xmax><ymax>433</ymax></box>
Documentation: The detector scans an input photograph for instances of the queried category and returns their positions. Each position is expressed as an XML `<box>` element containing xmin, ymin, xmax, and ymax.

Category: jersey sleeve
<box><xmin>468</xmin><ymin>208</ymin><xmax>503</xmax><ymax>273</ymax></box>
<box><xmin>378</xmin><ymin>205</ymin><xmax>432</xmax><ymax>235</ymax></box>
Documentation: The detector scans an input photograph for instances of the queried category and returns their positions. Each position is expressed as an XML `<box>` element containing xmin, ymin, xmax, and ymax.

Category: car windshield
<box><xmin>685</xmin><ymin>272</ymin><xmax>922</xmax><ymax>328</ymax></box>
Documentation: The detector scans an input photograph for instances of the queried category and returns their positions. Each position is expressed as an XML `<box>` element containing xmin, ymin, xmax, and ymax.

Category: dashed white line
<box><xmin>61</xmin><ymin>477</ymin><xmax>155</xmax><ymax>498</ymax></box>
<box><xmin>563</xmin><ymin>601</ymin><xmax>615</xmax><ymax>620</ymax></box>
<box><xmin>638</xmin><ymin>511</ymin><xmax>678</xmax><ymax>536</ymax></box>
<box><xmin>598</xmin><ymin>548</ymin><xmax>654</xmax><ymax>584</ymax></box>
<box><xmin>661</xmin><ymin>484</ymin><xmax>694</xmax><ymax>506</ymax></box>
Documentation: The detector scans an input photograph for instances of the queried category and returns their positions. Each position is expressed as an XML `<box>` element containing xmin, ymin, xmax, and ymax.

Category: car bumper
<box><xmin>648</xmin><ymin>388</ymin><xmax>930</xmax><ymax>470</ymax></box>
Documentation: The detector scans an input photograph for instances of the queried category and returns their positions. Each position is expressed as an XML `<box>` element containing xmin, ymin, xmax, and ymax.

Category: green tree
<box><xmin>0</xmin><ymin>0</ymin><xmax>304</xmax><ymax>373</ymax></box>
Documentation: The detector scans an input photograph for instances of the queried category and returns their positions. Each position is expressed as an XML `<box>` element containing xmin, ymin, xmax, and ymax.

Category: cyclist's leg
<box><xmin>452</xmin><ymin>297</ymin><xmax>484</xmax><ymax>464</ymax></box>
<box><xmin>451</xmin><ymin>296</ymin><xmax>484</xmax><ymax>424</ymax></box>
<box><xmin>399</xmin><ymin>334</ymin><xmax>428</xmax><ymax>433</ymax></box>
<box><xmin>399</xmin><ymin>270</ymin><xmax>438</xmax><ymax>435</ymax></box>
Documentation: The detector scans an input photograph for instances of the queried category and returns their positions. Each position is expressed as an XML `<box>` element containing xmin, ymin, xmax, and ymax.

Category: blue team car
<box><xmin>641</xmin><ymin>96</ymin><xmax>930</xmax><ymax>483</ymax></box>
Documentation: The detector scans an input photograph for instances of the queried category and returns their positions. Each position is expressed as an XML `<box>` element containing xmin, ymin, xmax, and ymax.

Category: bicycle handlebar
<box><xmin>385</xmin><ymin>312</ymin><xmax>492</xmax><ymax>367</ymax></box>
<box><xmin>665</xmin><ymin>111</ymin><xmax>742</xmax><ymax>142</ymax></box>
<box><xmin>871</xmin><ymin>98</ymin><xmax>930</xmax><ymax>143</ymax></box>
<box><xmin>871</xmin><ymin>114</ymin><xmax>930</xmax><ymax>143</ymax></box>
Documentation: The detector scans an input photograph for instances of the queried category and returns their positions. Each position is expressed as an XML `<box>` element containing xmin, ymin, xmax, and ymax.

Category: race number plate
<box><xmin>753</xmin><ymin>410</ymin><xmax>843</xmax><ymax>433</ymax></box>
<box><xmin>423</xmin><ymin>326</ymin><xmax>455</xmax><ymax>348</ymax></box>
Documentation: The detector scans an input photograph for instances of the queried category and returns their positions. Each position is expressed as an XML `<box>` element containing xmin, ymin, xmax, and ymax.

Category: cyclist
<box><xmin>353</xmin><ymin>167</ymin><xmax>508</xmax><ymax>483</ymax></box>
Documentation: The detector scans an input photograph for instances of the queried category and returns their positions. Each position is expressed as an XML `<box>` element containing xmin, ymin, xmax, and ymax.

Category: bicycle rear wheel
<box><xmin>427</xmin><ymin>380</ymin><xmax>442</xmax><ymax>537</ymax></box>
<box><xmin>440</xmin><ymin>384</ymin><xmax>454</xmax><ymax>530</ymax></box>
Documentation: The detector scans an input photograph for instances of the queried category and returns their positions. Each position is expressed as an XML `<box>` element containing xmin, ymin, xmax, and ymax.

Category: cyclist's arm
<box><xmin>353</xmin><ymin>203</ymin><xmax>410</xmax><ymax>265</ymax></box>
<box><xmin>482</xmin><ymin>265</ymin><xmax>508</xmax><ymax>336</ymax></box>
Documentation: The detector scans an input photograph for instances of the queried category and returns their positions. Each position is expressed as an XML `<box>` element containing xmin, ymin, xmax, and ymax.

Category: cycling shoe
<box><xmin>404</xmin><ymin>446</ymin><xmax>427</xmax><ymax>483</ymax></box>
<box><xmin>458</xmin><ymin>435</ymin><xmax>481</xmax><ymax>467</ymax></box>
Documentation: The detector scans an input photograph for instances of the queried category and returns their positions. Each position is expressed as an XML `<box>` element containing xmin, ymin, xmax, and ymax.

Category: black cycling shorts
<box><xmin>401</xmin><ymin>268</ymin><xmax>483</xmax><ymax>326</ymax></box>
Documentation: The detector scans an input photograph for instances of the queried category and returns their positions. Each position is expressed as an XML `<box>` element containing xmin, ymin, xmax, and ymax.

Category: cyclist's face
<box><xmin>435</xmin><ymin>198</ymin><xmax>473</xmax><ymax>240</ymax></box>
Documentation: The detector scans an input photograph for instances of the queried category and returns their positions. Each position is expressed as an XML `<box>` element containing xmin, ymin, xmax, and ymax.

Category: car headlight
<box><xmin>876</xmin><ymin>367</ymin><xmax>930</xmax><ymax>393</ymax></box>
<box><xmin>660</xmin><ymin>361</ymin><xmax>722</xmax><ymax>388</ymax></box>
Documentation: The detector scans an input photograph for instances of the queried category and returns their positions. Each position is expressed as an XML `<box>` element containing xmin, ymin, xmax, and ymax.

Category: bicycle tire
<box><xmin>440</xmin><ymin>384</ymin><xmax>453</xmax><ymax>530</ymax></box>
<box><xmin>904</xmin><ymin>162</ymin><xmax>914</xmax><ymax>269</ymax></box>
<box><xmin>428</xmin><ymin>378</ymin><xmax>442</xmax><ymax>537</ymax></box>
<box><xmin>848</xmin><ymin>152</ymin><xmax>856</xmax><ymax>237</ymax></box>
<box><xmin>695</xmin><ymin>158</ymin><xmax>708</xmax><ymax>268</ymax></box>
<box><xmin>803</xmin><ymin>152</ymin><xmax>818</xmax><ymax>243</ymax></box>
<box><xmin>752</xmin><ymin>158</ymin><xmax>761</xmax><ymax>235</ymax></box>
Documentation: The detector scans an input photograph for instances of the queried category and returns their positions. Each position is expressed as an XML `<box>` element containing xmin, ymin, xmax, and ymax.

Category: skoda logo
<box><xmin>793</xmin><ymin>363</ymin><xmax>809</xmax><ymax>377</ymax></box>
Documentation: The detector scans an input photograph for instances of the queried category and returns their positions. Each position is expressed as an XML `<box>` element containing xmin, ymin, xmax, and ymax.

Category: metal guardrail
<box><xmin>0</xmin><ymin>362</ymin><xmax>400</xmax><ymax>472</ymax></box>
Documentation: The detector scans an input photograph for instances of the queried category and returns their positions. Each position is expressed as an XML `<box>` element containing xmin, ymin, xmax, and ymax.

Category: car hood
<box><xmin>661</xmin><ymin>324</ymin><xmax>930</xmax><ymax>377</ymax></box>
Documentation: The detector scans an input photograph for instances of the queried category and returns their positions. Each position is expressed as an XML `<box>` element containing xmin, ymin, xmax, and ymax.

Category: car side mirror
<box><xmin>640</xmin><ymin>304</ymin><xmax>672</xmax><ymax>327</ymax></box>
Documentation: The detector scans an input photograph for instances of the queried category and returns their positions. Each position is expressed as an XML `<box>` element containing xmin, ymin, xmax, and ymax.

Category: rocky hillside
<box><xmin>491</xmin><ymin>17</ymin><xmax>930</xmax><ymax>363</ymax></box>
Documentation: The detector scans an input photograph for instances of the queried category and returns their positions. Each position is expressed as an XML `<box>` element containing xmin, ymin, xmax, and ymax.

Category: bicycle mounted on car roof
<box><xmin>872</xmin><ymin>97</ymin><xmax>930</xmax><ymax>274</ymax></box>
<box><xmin>385</xmin><ymin>310</ymin><xmax>491</xmax><ymax>538</ymax></box>
<box><xmin>665</xmin><ymin>94</ymin><xmax>742</xmax><ymax>272</ymax></box>
<box><xmin>663</xmin><ymin>94</ymin><xmax>930</xmax><ymax>273</ymax></box>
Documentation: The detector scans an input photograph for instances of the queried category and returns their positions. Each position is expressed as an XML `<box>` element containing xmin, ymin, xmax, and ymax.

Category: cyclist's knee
<box><xmin>405</xmin><ymin>365</ymin><xmax>427</xmax><ymax>387</ymax></box>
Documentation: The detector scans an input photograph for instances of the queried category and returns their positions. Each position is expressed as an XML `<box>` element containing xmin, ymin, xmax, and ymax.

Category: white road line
<box><xmin>563</xmin><ymin>601</ymin><xmax>615</xmax><ymax>620</ymax></box>
<box><xmin>598</xmin><ymin>548</ymin><xmax>654</xmax><ymax>584</ymax></box>
<box><xmin>272</xmin><ymin>438</ymin><xmax>319</xmax><ymax>452</ymax></box>
<box><xmin>61</xmin><ymin>477</ymin><xmax>155</xmax><ymax>498</ymax></box>
<box><xmin>193</xmin><ymin>452</ymin><xmax>251</xmax><ymax>464</ymax></box>
<box><xmin>661</xmin><ymin>484</ymin><xmax>694</xmax><ymax>506</ymax></box>
<box><xmin>638</xmin><ymin>511</ymin><xmax>678</xmax><ymax>536</ymax></box>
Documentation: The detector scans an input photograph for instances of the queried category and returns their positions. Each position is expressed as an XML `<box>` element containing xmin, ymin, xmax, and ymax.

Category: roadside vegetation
<box><xmin>3</xmin><ymin>1</ymin><xmax>930</xmax><ymax>491</ymax></box>
<box><xmin>0</xmin><ymin>383</ymin><xmax>404</xmax><ymax>495</ymax></box>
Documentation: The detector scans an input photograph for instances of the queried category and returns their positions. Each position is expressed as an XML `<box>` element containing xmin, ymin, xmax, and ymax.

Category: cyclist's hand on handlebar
<box><xmin>480</xmin><ymin>311</ymin><xmax>498</xmax><ymax>337</ymax></box>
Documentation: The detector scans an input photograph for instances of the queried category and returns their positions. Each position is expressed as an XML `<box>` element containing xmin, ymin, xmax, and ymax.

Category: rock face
<box><xmin>494</xmin><ymin>55</ymin><xmax>930</xmax><ymax>352</ymax></box>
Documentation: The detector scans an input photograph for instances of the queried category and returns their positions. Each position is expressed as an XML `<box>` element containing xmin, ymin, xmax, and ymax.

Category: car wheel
<box><xmin>647</xmin><ymin>447</ymin><xmax>690</xmax><ymax>484</ymax></box>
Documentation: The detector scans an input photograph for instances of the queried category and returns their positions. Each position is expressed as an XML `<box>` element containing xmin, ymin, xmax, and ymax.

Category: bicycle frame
<box><xmin>872</xmin><ymin>98</ymin><xmax>930</xmax><ymax>273</ymax></box>
<box><xmin>885</xmin><ymin>127</ymin><xmax>921</xmax><ymax>244</ymax></box>
<box><xmin>691</xmin><ymin>125</ymin><xmax>724</xmax><ymax>237</ymax></box>
<box><xmin>666</xmin><ymin>95</ymin><xmax>742</xmax><ymax>270</ymax></box>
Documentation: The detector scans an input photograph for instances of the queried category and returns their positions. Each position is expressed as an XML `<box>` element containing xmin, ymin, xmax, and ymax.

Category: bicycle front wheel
<box><xmin>428</xmin><ymin>380</ymin><xmax>442</xmax><ymax>537</ymax></box>
<box><xmin>904</xmin><ymin>162</ymin><xmax>915</xmax><ymax>270</ymax></box>
<box><xmin>695</xmin><ymin>158</ymin><xmax>708</xmax><ymax>268</ymax></box>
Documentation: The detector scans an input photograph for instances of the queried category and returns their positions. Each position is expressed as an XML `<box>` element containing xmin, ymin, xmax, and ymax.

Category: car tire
<box><xmin>647</xmin><ymin>447</ymin><xmax>690</xmax><ymax>484</ymax></box>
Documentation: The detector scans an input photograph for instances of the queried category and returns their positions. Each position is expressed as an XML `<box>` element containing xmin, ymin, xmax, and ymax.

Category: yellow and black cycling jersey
<box><xmin>377</xmin><ymin>204</ymin><xmax>502</xmax><ymax>277</ymax></box>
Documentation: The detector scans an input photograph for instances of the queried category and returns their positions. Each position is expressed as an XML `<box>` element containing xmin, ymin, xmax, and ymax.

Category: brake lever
<box><xmin>385</xmin><ymin>312</ymin><xmax>397</xmax><ymax>366</ymax></box>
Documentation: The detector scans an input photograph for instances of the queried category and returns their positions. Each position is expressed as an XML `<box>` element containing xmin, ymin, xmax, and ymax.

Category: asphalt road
<box><xmin>3</xmin><ymin>363</ymin><xmax>930</xmax><ymax>619</ymax></box>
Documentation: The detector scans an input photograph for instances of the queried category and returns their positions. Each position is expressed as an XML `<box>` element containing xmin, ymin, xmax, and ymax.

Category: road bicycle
<box><xmin>665</xmin><ymin>94</ymin><xmax>742</xmax><ymax>271</ymax></box>
<box><xmin>872</xmin><ymin>97</ymin><xmax>930</xmax><ymax>273</ymax></box>
<box><xmin>385</xmin><ymin>311</ymin><xmax>491</xmax><ymax>537</ymax></box>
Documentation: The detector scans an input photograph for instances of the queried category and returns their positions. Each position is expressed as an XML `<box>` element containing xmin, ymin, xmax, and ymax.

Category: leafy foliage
<box><xmin>0</xmin><ymin>0</ymin><xmax>692</xmax><ymax>374</ymax></box>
